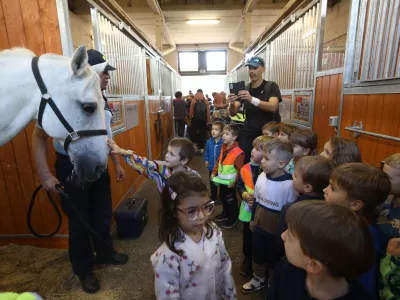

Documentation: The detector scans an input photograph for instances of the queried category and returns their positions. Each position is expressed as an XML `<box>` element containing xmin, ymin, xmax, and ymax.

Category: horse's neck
<box><xmin>0</xmin><ymin>55</ymin><xmax>42</xmax><ymax>145</ymax></box>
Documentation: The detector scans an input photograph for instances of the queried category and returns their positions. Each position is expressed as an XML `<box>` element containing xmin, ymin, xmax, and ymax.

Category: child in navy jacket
<box><xmin>204</xmin><ymin>121</ymin><xmax>224</xmax><ymax>202</ymax></box>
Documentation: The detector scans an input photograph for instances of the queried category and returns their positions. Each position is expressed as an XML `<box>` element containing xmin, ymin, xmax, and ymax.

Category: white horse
<box><xmin>0</xmin><ymin>45</ymin><xmax>109</xmax><ymax>182</ymax></box>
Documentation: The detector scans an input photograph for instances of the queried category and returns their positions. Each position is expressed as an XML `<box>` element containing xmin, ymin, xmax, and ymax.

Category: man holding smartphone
<box><xmin>228</xmin><ymin>56</ymin><xmax>282</xmax><ymax>163</ymax></box>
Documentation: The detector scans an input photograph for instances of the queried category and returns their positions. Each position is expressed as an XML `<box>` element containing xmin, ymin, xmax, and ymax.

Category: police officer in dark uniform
<box><xmin>228</xmin><ymin>56</ymin><xmax>282</xmax><ymax>163</ymax></box>
<box><xmin>32</xmin><ymin>49</ymin><xmax>127</xmax><ymax>294</ymax></box>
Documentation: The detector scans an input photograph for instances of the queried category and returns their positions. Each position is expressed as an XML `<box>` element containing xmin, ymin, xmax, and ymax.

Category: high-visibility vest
<box><xmin>212</xmin><ymin>146</ymin><xmax>243</xmax><ymax>186</ymax></box>
<box><xmin>239</xmin><ymin>163</ymin><xmax>255</xmax><ymax>222</ymax></box>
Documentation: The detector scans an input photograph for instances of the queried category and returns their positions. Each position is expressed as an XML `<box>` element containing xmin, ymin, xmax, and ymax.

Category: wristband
<box><xmin>251</xmin><ymin>97</ymin><xmax>261</xmax><ymax>107</ymax></box>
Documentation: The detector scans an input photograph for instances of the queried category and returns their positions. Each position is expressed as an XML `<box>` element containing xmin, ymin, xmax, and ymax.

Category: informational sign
<box><xmin>280</xmin><ymin>93</ymin><xmax>292</xmax><ymax>124</ymax></box>
<box><xmin>293</xmin><ymin>91</ymin><xmax>313</xmax><ymax>126</ymax></box>
<box><xmin>108</xmin><ymin>97</ymin><xmax>125</xmax><ymax>131</ymax></box>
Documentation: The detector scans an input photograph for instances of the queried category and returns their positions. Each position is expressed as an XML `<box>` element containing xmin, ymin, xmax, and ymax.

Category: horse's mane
<box><xmin>0</xmin><ymin>47</ymin><xmax>35</xmax><ymax>57</ymax></box>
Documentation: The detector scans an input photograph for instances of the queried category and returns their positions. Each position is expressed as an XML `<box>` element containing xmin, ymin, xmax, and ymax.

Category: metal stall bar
<box><xmin>384</xmin><ymin>0</ymin><xmax>400</xmax><ymax>78</ymax></box>
<box><xmin>345</xmin><ymin>126</ymin><xmax>400</xmax><ymax>143</ymax></box>
<box><xmin>295</xmin><ymin>18</ymin><xmax>301</xmax><ymax>89</ymax></box>
<box><xmin>369</xmin><ymin>0</ymin><xmax>388</xmax><ymax>80</ymax></box>
<box><xmin>142</xmin><ymin>50</ymin><xmax>153</xmax><ymax>159</ymax></box>
<box><xmin>378</xmin><ymin>0</ymin><xmax>391</xmax><ymax>79</ymax></box>
<box><xmin>360</xmin><ymin>0</ymin><xmax>378</xmax><ymax>81</ymax></box>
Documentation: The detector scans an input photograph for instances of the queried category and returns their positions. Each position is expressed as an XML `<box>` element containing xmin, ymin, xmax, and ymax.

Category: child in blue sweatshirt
<box><xmin>204</xmin><ymin>121</ymin><xmax>224</xmax><ymax>202</ymax></box>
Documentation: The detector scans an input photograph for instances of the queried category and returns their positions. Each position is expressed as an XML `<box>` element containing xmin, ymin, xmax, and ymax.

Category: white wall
<box><xmin>180</xmin><ymin>75</ymin><xmax>227</xmax><ymax>96</ymax></box>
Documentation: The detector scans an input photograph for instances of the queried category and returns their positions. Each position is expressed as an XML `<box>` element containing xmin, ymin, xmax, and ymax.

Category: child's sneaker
<box><xmin>241</xmin><ymin>275</ymin><xmax>266</xmax><ymax>294</ymax></box>
<box><xmin>215</xmin><ymin>211</ymin><xmax>229</xmax><ymax>222</ymax></box>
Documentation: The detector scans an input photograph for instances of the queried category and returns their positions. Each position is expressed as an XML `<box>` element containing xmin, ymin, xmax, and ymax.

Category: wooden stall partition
<box><xmin>146</xmin><ymin>59</ymin><xmax>152</xmax><ymax>96</ymax></box>
<box><xmin>147</xmin><ymin>96</ymin><xmax>163</xmax><ymax>160</ymax></box>
<box><xmin>339</xmin><ymin>94</ymin><xmax>400</xmax><ymax>167</ymax></box>
<box><xmin>312</xmin><ymin>73</ymin><xmax>343</xmax><ymax>153</ymax></box>
<box><xmin>0</xmin><ymin>0</ymin><xmax>70</xmax><ymax>248</ymax></box>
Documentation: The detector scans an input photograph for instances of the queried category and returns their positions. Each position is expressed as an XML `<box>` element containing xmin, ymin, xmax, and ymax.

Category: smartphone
<box><xmin>229</xmin><ymin>81</ymin><xmax>246</xmax><ymax>96</ymax></box>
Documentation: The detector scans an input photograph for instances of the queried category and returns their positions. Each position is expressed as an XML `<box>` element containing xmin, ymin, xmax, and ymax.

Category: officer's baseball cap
<box><xmin>244</xmin><ymin>56</ymin><xmax>265</xmax><ymax>68</ymax></box>
<box><xmin>87</xmin><ymin>49</ymin><xmax>116</xmax><ymax>71</ymax></box>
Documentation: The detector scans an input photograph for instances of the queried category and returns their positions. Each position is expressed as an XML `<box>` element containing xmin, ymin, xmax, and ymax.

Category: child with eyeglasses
<box><xmin>151</xmin><ymin>171</ymin><xmax>237</xmax><ymax>300</ymax></box>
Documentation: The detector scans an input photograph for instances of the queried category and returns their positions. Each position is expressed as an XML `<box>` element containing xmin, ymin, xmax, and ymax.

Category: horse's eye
<box><xmin>82</xmin><ymin>103</ymin><xmax>97</xmax><ymax>114</ymax></box>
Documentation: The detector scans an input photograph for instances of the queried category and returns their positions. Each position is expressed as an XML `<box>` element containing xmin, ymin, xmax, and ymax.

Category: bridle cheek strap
<box><xmin>31</xmin><ymin>56</ymin><xmax>107</xmax><ymax>153</ymax></box>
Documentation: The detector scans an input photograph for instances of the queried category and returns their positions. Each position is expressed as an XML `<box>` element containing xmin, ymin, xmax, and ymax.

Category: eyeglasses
<box><xmin>176</xmin><ymin>201</ymin><xmax>215</xmax><ymax>221</ymax></box>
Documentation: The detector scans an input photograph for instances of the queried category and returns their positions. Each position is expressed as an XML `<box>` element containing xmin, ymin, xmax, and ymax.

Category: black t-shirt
<box><xmin>243</xmin><ymin>80</ymin><xmax>282</xmax><ymax>132</ymax></box>
<box><xmin>267</xmin><ymin>259</ymin><xmax>373</xmax><ymax>300</ymax></box>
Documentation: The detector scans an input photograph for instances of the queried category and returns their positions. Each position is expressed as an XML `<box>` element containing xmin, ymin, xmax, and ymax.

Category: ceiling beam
<box><xmin>245</xmin><ymin>0</ymin><xmax>307</xmax><ymax>53</ymax></box>
<box><xmin>145</xmin><ymin>0</ymin><xmax>176</xmax><ymax>55</ymax></box>
<box><xmin>160</xmin><ymin>2</ymin><xmax>286</xmax><ymax>11</ymax></box>
<box><xmin>228</xmin><ymin>0</ymin><xmax>260</xmax><ymax>53</ymax></box>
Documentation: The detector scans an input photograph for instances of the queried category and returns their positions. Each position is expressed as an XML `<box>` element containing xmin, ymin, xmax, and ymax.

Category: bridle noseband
<box><xmin>31</xmin><ymin>56</ymin><xmax>107</xmax><ymax>153</ymax></box>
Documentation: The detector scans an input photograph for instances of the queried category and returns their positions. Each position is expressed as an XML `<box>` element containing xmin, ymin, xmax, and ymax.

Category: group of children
<box><xmin>107</xmin><ymin>118</ymin><xmax>400</xmax><ymax>300</ymax></box>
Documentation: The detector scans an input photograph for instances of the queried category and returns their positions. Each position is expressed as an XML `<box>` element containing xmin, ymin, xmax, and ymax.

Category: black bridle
<box><xmin>31</xmin><ymin>56</ymin><xmax>107</xmax><ymax>153</ymax></box>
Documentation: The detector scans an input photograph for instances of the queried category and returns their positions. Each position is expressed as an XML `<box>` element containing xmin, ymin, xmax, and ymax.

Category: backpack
<box><xmin>193</xmin><ymin>99</ymin><xmax>207</xmax><ymax>121</ymax></box>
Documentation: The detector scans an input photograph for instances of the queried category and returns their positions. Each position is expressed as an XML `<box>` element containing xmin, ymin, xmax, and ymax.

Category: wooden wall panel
<box><xmin>0</xmin><ymin>0</ymin><xmax>67</xmax><ymax>247</ymax></box>
<box><xmin>312</xmin><ymin>73</ymin><xmax>342</xmax><ymax>153</ymax></box>
<box><xmin>339</xmin><ymin>94</ymin><xmax>400</xmax><ymax>167</ymax></box>
<box><xmin>146</xmin><ymin>59</ymin><xmax>152</xmax><ymax>95</ymax></box>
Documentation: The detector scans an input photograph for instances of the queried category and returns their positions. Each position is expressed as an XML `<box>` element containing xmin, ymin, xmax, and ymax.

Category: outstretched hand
<box><xmin>107</xmin><ymin>138</ymin><xmax>128</xmax><ymax>155</ymax></box>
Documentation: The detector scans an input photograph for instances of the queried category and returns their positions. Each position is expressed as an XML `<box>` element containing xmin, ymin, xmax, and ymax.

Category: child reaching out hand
<box><xmin>151</xmin><ymin>172</ymin><xmax>236</xmax><ymax>300</ymax></box>
<box><xmin>107</xmin><ymin>137</ymin><xmax>198</xmax><ymax>192</ymax></box>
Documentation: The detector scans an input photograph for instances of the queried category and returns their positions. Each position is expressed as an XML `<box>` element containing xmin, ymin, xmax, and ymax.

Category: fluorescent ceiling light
<box><xmin>186</xmin><ymin>19</ymin><xmax>220</xmax><ymax>25</ymax></box>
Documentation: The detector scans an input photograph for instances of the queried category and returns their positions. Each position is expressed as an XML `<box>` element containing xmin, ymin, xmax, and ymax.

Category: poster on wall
<box><xmin>279</xmin><ymin>93</ymin><xmax>292</xmax><ymax>124</ymax></box>
<box><xmin>292</xmin><ymin>91</ymin><xmax>313</xmax><ymax>127</ymax></box>
<box><xmin>108</xmin><ymin>97</ymin><xmax>125</xmax><ymax>132</ymax></box>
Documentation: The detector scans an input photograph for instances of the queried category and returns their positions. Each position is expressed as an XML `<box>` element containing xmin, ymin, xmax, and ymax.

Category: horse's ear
<box><xmin>71</xmin><ymin>45</ymin><xmax>88</xmax><ymax>76</ymax></box>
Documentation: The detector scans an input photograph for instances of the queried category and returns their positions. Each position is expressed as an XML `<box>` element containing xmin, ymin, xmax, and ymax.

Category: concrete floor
<box><xmin>0</xmin><ymin>155</ymin><xmax>267</xmax><ymax>299</ymax></box>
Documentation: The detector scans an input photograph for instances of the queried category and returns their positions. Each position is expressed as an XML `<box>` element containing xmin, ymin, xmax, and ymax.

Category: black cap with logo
<box><xmin>87</xmin><ymin>49</ymin><xmax>116</xmax><ymax>71</ymax></box>
<box><xmin>244</xmin><ymin>56</ymin><xmax>265</xmax><ymax>68</ymax></box>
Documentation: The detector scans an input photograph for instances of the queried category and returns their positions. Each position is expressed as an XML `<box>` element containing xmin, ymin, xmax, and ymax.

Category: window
<box><xmin>178</xmin><ymin>52</ymin><xmax>198</xmax><ymax>72</ymax></box>
<box><xmin>206</xmin><ymin>51</ymin><xmax>226</xmax><ymax>71</ymax></box>
<box><xmin>178</xmin><ymin>50</ymin><xmax>227</xmax><ymax>75</ymax></box>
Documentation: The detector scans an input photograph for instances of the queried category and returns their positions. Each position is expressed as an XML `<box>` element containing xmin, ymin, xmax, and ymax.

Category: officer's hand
<box><xmin>210</xmin><ymin>174</ymin><xmax>215</xmax><ymax>181</ymax></box>
<box><xmin>238</xmin><ymin>90</ymin><xmax>252</xmax><ymax>102</ymax></box>
<box><xmin>114</xmin><ymin>164</ymin><xmax>125</xmax><ymax>181</ymax></box>
<box><xmin>205</xmin><ymin>161</ymin><xmax>209</xmax><ymax>167</ymax></box>
<box><xmin>42</xmin><ymin>175</ymin><xmax>60</xmax><ymax>193</ymax></box>
<box><xmin>227</xmin><ymin>93</ymin><xmax>239</xmax><ymax>103</ymax></box>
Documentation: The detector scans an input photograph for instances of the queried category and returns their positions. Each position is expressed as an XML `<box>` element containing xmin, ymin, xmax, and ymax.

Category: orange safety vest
<box><xmin>212</xmin><ymin>146</ymin><xmax>243</xmax><ymax>186</ymax></box>
<box><xmin>239</xmin><ymin>163</ymin><xmax>255</xmax><ymax>222</ymax></box>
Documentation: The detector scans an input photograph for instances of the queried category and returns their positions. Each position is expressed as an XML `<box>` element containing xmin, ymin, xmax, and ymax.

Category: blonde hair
<box><xmin>384</xmin><ymin>153</ymin><xmax>400</xmax><ymax>169</ymax></box>
<box><xmin>252</xmin><ymin>136</ymin><xmax>274</xmax><ymax>150</ymax></box>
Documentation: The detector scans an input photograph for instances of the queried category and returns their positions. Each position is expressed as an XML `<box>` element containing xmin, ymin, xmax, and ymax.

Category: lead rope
<box><xmin>28</xmin><ymin>184</ymin><xmax>102</xmax><ymax>240</ymax></box>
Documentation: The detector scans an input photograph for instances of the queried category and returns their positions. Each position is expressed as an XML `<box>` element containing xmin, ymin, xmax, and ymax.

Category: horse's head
<box><xmin>40</xmin><ymin>46</ymin><xmax>109</xmax><ymax>182</ymax></box>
